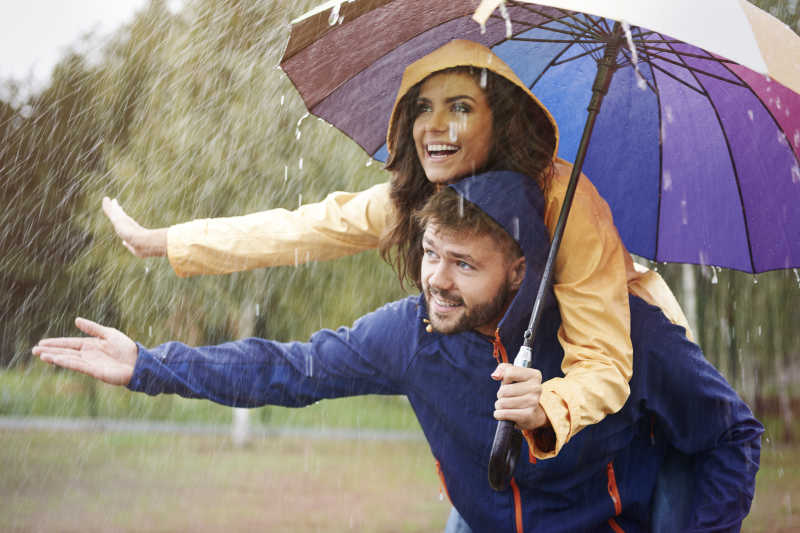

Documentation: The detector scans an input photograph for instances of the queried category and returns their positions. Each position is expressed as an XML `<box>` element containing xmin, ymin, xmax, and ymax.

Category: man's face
<box><xmin>421</xmin><ymin>223</ymin><xmax>524</xmax><ymax>336</ymax></box>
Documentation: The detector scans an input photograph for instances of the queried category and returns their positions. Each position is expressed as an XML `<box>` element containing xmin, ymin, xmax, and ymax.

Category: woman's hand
<box><xmin>33</xmin><ymin>318</ymin><xmax>139</xmax><ymax>387</ymax></box>
<box><xmin>492</xmin><ymin>363</ymin><xmax>547</xmax><ymax>430</ymax></box>
<box><xmin>102</xmin><ymin>197</ymin><xmax>168</xmax><ymax>258</ymax></box>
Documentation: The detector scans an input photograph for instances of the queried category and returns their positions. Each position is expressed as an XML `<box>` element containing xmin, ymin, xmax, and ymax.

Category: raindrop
<box><xmin>752</xmin><ymin>275</ymin><xmax>758</xmax><ymax>285</ymax></box>
<box><xmin>255</xmin><ymin>304</ymin><xmax>260</xmax><ymax>317</ymax></box>
<box><xmin>284</xmin><ymin>165</ymin><xmax>288</xmax><ymax>182</ymax></box>
<box><xmin>747</xmin><ymin>110</ymin><xmax>754</xmax><ymax>121</ymax></box>
<box><xmin>757</xmin><ymin>325</ymin><xmax>763</xmax><ymax>336</ymax></box>
<box><xmin>298</xmin><ymin>157</ymin><xmax>303</xmax><ymax>170</ymax></box>
<box><xmin>145</xmin><ymin>265</ymin><xmax>150</xmax><ymax>274</ymax></box>
<box><xmin>512</xmin><ymin>216</ymin><xmax>520</xmax><ymax>240</ymax></box>
<box><xmin>449</xmin><ymin>122</ymin><xmax>458</xmax><ymax>142</ymax></box>
<box><xmin>280</xmin><ymin>95</ymin><xmax>285</xmax><ymax>106</ymax></box>
<box><xmin>365</xmin><ymin>159</ymin><xmax>373</xmax><ymax>167</ymax></box>
<box><xmin>776</xmin><ymin>97</ymin><xmax>783</xmax><ymax>110</ymax></box>
<box><xmin>298</xmin><ymin>193</ymin><xmax>303</xmax><ymax>208</ymax></box>
<box><xmin>794</xmin><ymin>268</ymin><xmax>800</xmax><ymax>285</ymax></box>
<box><xmin>480</xmin><ymin>21</ymin><xmax>487</xmax><ymax>35</ymax></box>
<box><xmin>328</xmin><ymin>2</ymin><xmax>341</xmax><ymax>26</ymax></box>
<box><xmin>791</xmin><ymin>164</ymin><xmax>800</xmax><ymax>184</ymax></box>
<box><xmin>622</xmin><ymin>21</ymin><xmax>647</xmax><ymax>90</ymax></box>
<box><xmin>662</xmin><ymin>170</ymin><xmax>672</xmax><ymax>191</ymax></box>
<box><xmin>499</xmin><ymin>1</ymin><xmax>513</xmax><ymax>38</ymax></box>
<box><xmin>711</xmin><ymin>266</ymin><xmax>719</xmax><ymax>285</ymax></box>
<box><xmin>664</xmin><ymin>105</ymin><xmax>674</xmax><ymax>123</ymax></box>
<box><xmin>148</xmin><ymin>325</ymin><xmax>153</xmax><ymax>337</ymax></box>
<box><xmin>305</xmin><ymin>352</ymin><xmax>313</xmax><ymax>376</ymax></box>
<box><xmin>480</xmin><ymin>68</ymin><xmax>488</xmax><ymax>89</ymax></box>
<box><xmin>680</xmin><ymin>198</ymin><xmax>688</xmax><ymax>225</ymax></box>
<box><xmin>794</xmin><ymin>130</ymin><xmax>800</xmax><ymax>147</ymax></box>
<box><xmin>778</xmin><ymin>131</ymin><xmax>789</xmax><ymax>147</ymax></box>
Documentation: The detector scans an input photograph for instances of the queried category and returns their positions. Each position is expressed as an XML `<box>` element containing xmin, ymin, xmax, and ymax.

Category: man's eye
<box><xmin>424</xmin><ymin>249</ymin><xmax>438</xmax><ymax>259</ymax></box>
<box><xmin>457</xmin><ymin>261</ymin><xmax>474</xmax><ymax>271</ymax></box>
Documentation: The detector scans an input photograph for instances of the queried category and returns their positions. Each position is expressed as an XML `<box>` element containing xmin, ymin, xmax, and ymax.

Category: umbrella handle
<box><xmin>486</xmin><ymin>23</ymin><xmax>624</xmax><ymax>491</ymax></box>
<box><xmin>488</xmin><ymin>419</ymin><xmax>522</xmax><ymax>491</ymax></box>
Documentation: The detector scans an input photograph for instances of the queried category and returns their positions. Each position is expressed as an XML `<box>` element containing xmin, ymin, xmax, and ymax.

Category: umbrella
<box><xmin>280</xmin><ymin>0</ymin><xmax>800</xmax><ymax>490</ymax></box>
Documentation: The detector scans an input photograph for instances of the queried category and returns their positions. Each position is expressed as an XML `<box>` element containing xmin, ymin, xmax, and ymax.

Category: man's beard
<box><xmin>424</xmin><ymin>280</ymin><xmax>515</xmax><ymax>335</ymax></box>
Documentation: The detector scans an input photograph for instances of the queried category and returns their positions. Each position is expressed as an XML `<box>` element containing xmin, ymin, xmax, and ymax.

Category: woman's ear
<box><xmin>509</xmin><ymin>256</ymin><xmax>526</xmax><ymax>291</ymax></box>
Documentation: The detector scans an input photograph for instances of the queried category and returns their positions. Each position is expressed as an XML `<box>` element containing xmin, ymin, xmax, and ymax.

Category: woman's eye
<box><xmin>415</xmin><ymin>101</ymin><xmax>432</xmax><ymax>114</ymax></box>
<box><xmin>452</xmin><ymin>102</ymin><xmax>471</xmax><ymax>113</ymax></box>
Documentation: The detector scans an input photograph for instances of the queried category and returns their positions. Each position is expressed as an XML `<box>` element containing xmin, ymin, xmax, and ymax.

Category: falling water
<box><xmin>621</xmin><ymin>21</ymin><xmax>647</xmax><ymax>90</ymax></box>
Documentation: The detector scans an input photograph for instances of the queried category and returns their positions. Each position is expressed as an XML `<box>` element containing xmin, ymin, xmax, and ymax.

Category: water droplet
<box><xmin>280</xmin><ymin>95</ymin><xmax>285</xmax><ymax>106</ymax></box>
<box><xmin>284</xmin><ymin>165</ymin><xmax>288</xmax><ymax>182</ymax></box>
<box><xmin>791</xmin><ymin>164</ymin><xmax>800</xmax><ymax>184</ymax></box>
<box><xmin>148</xmin><ymin>325</ymin><xmax>153</xmax><ymax>337</ymax></box>
<box><xmin>255</xmin><ymin>304</ymin><xmax>260</xmax><ymax>317</ymax></box>
<box><xmin>449</xmin><ymin>122</ymin><xmax>458</xmax><ymax>142</ymax></box>
<box><xmin>794</xmin><ymin>130</ymin><xmax>800</xmax><ymax>147</ymax></box>
<box><xmin>499</xmin><ymin>1</ymin><xmax>513</xmax><ymax>38</ymax></box>
<box><xmin>665</xmin><ymin>105</ymin><xmax>674</xmax><ymax>123</ymax></box>
<box><xmin>298</xmin><ymin>157</ymin><xmax>303</xmax><ymax>170</ymax></box>
<box><xmin>480</xmin><ymin>68</ymin><xmax>488</xmax><ymax>89</ymax></box>
<box><xmin>681</xmin><ymin>198</ymin><xmax>688</xmax><ymax>225</ymax></box>
<box><xmin>794</xmin><ymin>268</ymin><xmax>800</xmax><ymax>286</ymax></box>
<box><xmin>662</xmin><ymin>170</ymin><xmax>672</xmax><ymax>191</ymax></box>
<box><xmin>365</xmin><ymin>159</ymin><xmax>373</xmax><ymax>167</ymax></box>
<box><xmin>298</xmin><ymin>193</ymin><xmax>303</xmax><ymax>208</ymax></box>
<box><xmin>711</xmin><ymin>267</ymin><xmax>718</xmax><ymax>285</ymax></box>
<box><xmin>328</xmin><ymin>2</ymin><xmax>341</xmax><ymax>25</ymax></box>
<box><xmin>752</xmin><ymin>275</ymin><xmax>758</xmax><ymax>285</ymax></box>
<box><xmin>747</xmin><ymin>109</ymin><xmax>754</xmax><ymax>121</ymax></box>
<box><xmin>778</xmin><ymin>131</ymin><xmax>789</xmax><ymax>146</ymax></box>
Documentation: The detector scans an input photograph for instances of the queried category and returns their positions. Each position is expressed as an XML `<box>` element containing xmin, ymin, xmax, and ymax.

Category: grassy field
<box><xmin>1</xmin><ymin>427</ymin><xmax>798</xmax><ymax>532</ymax></box>
<box><xmin>3</xmin><ymin>365</ymin><xmax>800</xmax><ymax>531</ymax></box>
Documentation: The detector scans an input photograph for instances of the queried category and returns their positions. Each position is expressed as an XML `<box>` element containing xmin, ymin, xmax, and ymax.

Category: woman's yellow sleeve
<box><xmin>166</xmin><ymin>182</ymin><xmax>392</xmax><ymax>277</ymax></box>
<box><xmin>531</xmin><ymin>160</ymin><xmax>634</xmax><ymax>459</ymax></box>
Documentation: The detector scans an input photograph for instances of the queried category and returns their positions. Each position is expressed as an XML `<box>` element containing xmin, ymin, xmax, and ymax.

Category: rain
<box><xmin>1</xmin><ymin>0</ymin><xmax>799</xmax><ymax>531</ymax></box>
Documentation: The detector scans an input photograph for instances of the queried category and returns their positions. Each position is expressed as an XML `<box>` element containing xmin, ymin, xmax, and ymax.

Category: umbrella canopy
<box><xmin>280</xmin><ymin>0</ymin><xmax>800</xmax><ymax>274</ymax></box>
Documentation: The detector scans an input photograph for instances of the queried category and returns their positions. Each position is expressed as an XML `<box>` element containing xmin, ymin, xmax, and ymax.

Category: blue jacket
<box><xmin>128</xmin><ymin>171</ymin><xmax>762</xmax><ymax>532</ymax></box>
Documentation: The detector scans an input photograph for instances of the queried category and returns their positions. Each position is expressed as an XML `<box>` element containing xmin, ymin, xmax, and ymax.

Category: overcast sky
<box><xmin>0</xmin><ymin>0</ymin><xmax>176</xmax><ymax>95</ymax></box>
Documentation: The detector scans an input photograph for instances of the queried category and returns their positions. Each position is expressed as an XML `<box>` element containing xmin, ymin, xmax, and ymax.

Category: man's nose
<box><xmin>428</xmin><ymin>262</ymin><xmax>454</xmax><ymax>290</ymax></box>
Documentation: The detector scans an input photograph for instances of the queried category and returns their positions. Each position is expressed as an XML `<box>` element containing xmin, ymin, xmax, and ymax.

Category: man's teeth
<box><xmin>435</xmin><ymin>296</ymin><xmax>461</xmax><ymax>307</ymax></box>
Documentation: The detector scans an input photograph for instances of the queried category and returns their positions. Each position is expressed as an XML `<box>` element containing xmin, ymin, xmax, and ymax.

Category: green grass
<box><xmin>1</xmin><ymin>428</ymin><xmax>798</xmax><ymax>532</ymax></box>
<box><xmin>0</xmin><ymin>364</ymin><xmax>421</xmax><ymax>431</ymax></box>
<box><xmin>0</xmin><ymin>429</ymin><xmax>446</xmax><ymax>533</ymax></box>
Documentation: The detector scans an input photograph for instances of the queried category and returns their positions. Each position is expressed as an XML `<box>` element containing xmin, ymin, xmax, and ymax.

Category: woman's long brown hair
<box><xmin>380</xmin><ymin>67</ymin><xmax>556</xmax><ymax>289</ymax></box>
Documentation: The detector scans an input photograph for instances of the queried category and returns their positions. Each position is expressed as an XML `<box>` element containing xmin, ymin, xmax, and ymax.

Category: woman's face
<box><xmin>412</xmin><ymin>71</ymin><xmax>493</xmax><ymax>184</ymax></box>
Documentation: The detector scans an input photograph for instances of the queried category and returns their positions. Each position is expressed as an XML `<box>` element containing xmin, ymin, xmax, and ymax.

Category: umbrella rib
<box><xmin>649</xmin><ymin>54</ymin><xmax>666</xmax><ymax>263</ymax></box>
<box><xmin>636</xmin><ymin>44</ymin><xmax>739</xmax><ymax>65</ymax></box>
<box><xmin>511</xmin><ymin>36</ymin><xmax>607</xmax><ymax>44</ymax></box>
<box><xmin>660</xmin><ymin>37</ymin><xmax>759</xmax><ymax>272</ymax></box>
<box><xmin>646</xmin><ymin>53</ymin><xmax>748</xmax><ymax>88</ymax></box>
<box><xmin>550</xmin><ymin>44</ymin><xmax>606</xmax><ymax>66</ymax></box>
<box><xmin>647</xmin><ymin>62</ymin><xmax>708</xmax><ymax>97</ymax></box>
<box><xmin>510</xmin><ymin>3</ymin><xmax>599</xmax><ymax>36</ymax></box>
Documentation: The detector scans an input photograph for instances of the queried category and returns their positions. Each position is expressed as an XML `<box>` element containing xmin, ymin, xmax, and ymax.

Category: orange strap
<box><xmin>606</xmin><ymin>461</ymin><xmax>622</xmax><ymax>515</ymax></box>
<box><xmin>510</xmin><ymin>478</ymin><xmax>524</xmax><ymax>533</ymax></box>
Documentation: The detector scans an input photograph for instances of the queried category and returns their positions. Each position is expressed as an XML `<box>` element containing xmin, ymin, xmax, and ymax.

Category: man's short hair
<box><xmin>414</xmin><ymin>187</ymin><xmax>523</xmax><ymax>262</ymax></box>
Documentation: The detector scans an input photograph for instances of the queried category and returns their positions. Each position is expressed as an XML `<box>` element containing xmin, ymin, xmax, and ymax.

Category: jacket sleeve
<box><xmin>166</xmin><ymin>182</ymin><xmax>392</xmax><ymax>277</ymax></box>
<box><xmin>127</xmin><ymin>300</ymin><xmax>412</xmax><ymax>406</ymax></box>
<box><xmin>533</xmin><ymin>161</ymin><xmax>633</xmax><ymax>459</ymax></box>
<box><xmin>634</xmin><ymin>300</ymin><xmax>762</xmax><ymax>532</ymax></box>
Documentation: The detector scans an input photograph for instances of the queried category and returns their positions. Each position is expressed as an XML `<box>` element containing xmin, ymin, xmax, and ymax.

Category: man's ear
<box><xmin>508</xmin><ymin>256</ymin><xmax>525</xmax><ymax>291</ymax></box>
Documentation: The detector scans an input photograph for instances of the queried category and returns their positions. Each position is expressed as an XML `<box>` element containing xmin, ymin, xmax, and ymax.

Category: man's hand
<box><xmin>492</xmin><ymin>363</ymin><xmax>547</xmax><ymax>431</ymax></box>
<box><xmin>33</xmin><ymin>317</ymin><xmax>138</xmax><ymax>386</ymax></box>
<box><xmin>102</xmin><ymin>197</ymin><xmax>168</xmax><ymax>258</ymax></box>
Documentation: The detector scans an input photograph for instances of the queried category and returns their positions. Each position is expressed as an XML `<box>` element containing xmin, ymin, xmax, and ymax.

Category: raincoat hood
<box><xmin>448</xmin><ymin>170</ymin><xmax>554</xmax><ymax>357</ymax></box>
<box><xmin>386</xmin><ymin>39</ymin><xmax>560</xmax><ymax>159</ymax></box>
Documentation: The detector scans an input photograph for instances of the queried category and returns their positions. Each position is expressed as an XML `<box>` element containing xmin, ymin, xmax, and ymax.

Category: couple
<box><xmin>35</xmin><ymin>171</ymin><xmax>760</xmax><ymax>532</ymax></box>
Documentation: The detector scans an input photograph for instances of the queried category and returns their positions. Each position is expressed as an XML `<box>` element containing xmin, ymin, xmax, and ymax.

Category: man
<box><xmin>34</xmin><ymin>171</ymin><xmax>762</xmax><ymax>532</ymax></box>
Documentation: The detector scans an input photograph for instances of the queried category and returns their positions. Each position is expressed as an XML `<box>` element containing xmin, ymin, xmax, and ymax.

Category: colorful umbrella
<box><xmin>281</xmin><ymin>0</ymin><xmax>800</xmax><ymax>274</ymax></box>
<box><xmin>280</xmin><ymin>0</ymin><xmax>800</xmax><ymax>491</ymax></box>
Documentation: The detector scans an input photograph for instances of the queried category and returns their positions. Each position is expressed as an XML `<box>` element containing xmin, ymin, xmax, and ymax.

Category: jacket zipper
<box><xmin>435</xmin><ymin>459</ymin><xmax>451</xmax><ymax>504</ymax></box>
<box><xmin>606</xmin><ymin>461</ymin><xmax>625</xmax><ymax>532</ymax></box>
<box><xmin>510</xmin><ymin>478</ymin><xmax>524</xmax><ymax>533</ymax></box>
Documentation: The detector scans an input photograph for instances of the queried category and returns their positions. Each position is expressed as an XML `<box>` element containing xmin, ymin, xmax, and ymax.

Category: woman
<box><xmin>103</xmin><ymin>39</ymin><xmax>691</xmax><ymax>459</ymax></box>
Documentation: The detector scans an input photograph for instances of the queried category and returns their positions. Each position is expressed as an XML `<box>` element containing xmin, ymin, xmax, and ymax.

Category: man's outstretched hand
<box><xmin>33</xmin><ymin>318</ymin><xmax>138</xmax><ymax>386</ymax></box>
<box><xmin>102</xmin><ymin>197</ymin><xmax>168</xmax><ymax>258</ymax></box>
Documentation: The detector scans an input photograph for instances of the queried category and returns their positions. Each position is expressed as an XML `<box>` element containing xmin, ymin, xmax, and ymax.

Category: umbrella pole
<box><xmin>489</xmin><ymin>22</ymin><xmax>625</xmax><ymax>492</ymax></box>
